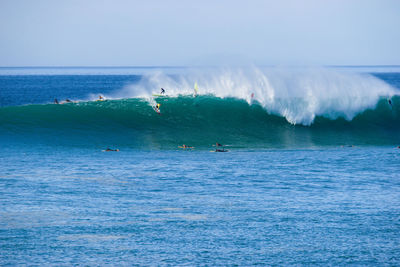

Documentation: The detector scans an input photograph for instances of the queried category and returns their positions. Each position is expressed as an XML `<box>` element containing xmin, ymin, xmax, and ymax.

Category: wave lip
<box><xmin>113</xmin><ymin>67</ymin><xmax>397</xmax><ymax>125</ymax></box>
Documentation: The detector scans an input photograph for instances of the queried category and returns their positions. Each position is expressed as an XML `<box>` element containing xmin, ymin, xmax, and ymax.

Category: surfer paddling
<box><xmin>215</xmin><ymin>142</ymin><xmax>228</xmax><ymax>152</ymax></box>
<box><xmin>104</xmin><ymin>148</ymin><xmax>119</xmax><ymax>152</ymax></box>
<box><xmin>60</xmin><ymin>98</ymin><xmax>74</xmax><ymax>104</ymax></box>
<box><xmin>179</xmin><ymin>144</ymin><xmax>194</xmax><ymax>149</ymax></box>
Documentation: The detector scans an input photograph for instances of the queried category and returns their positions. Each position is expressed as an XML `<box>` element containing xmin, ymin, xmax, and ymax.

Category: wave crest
<box><xmin>112</xmin><ymin>67</ymin><xmax>397</xmax><ymax>125</ymax></box>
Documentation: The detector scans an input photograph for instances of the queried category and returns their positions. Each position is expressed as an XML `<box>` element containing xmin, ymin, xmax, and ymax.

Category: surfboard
<box><xmin>194</xmin><ymin>82</ymin><xmax>199</xmax><ymax>97</ymax></box>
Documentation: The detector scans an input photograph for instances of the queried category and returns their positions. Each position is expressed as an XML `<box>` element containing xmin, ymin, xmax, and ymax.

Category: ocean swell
<box><xmin>1</xmin><ymin>95</ymin><xmax>399</xmax><ymax>148</ymax></box>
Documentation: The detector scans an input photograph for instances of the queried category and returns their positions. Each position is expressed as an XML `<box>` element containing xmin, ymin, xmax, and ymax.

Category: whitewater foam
<box><xmin>112</xmin><ymin>67</ymin><xmax>397</xmax><ymax>125</ymax></box>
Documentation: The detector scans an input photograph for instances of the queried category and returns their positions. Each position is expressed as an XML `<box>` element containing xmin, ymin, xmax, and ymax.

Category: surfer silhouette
<box><xmin>180</xmin><ymin>144</ymin><xmax>194</xmax><ymax>149</ymax></box>
<box><xmin>105</xmin><ymin>148</ymin><xmax>119</xmax><ymax>152</ymax></box>
<box><xmin>54</xmin><ymin>98</ymin><xmax>59</xmax><ymax>104</ymax></box>
<box><xmin>215</xmin><ymin>142</ymin><xmax>227</xmax><ymax>152</ymax></box>
<box><xmin>154</xmin><ymin>103</ymin><xmax>161</xmax><ymax>114</ymax></box>
<box><xmin>161</xmin><ymin>88</ymin><xmax>165</xmax><ymax>94</ymax></box>
<box><xmin>388</xmin><ymin>98</ymin><xmax>393</xmax><ymax>108</ymax></box>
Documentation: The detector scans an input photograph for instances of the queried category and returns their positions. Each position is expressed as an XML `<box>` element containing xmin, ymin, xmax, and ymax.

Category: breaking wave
<box><xmin>1</xmin><ymin>93</ymin><xmax>399</xmax><ymax>149</ymax></box>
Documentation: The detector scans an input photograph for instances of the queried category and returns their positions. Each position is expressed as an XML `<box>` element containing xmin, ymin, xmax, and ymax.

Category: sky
<box><xmin>0</xmin><ymin>0</ymin><xmax>399</xmax><ymax>66</ymax></box>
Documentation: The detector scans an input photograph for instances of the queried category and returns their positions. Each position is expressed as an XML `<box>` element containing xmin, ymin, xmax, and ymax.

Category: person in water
<box><xmin>105</xmin><ymin>148</ymin><xmax>119</xmax><ymax>152</ymax></box>
<box><xmin>161</xmin><ymin>88</ymin><xmax>165</xmax><ymax>94</ymax></box>
<box><xmin>99</xmin><ymin>95</ymin><xmax>104</xmax><ymax>100</ymax></box>
<box><xmin>54</xmin><ymin>98</ymin><xmax>59</xmax><ymax>104</ymax></box>
<box><xmin>181</xmin><ymin>144</ymin><xmax>193</xmax><ymax>149</ymax></box>
<box><xmin>215</xmin><ymin>142</ymin><xmax>226</xmax><ymax>152</ymax></box>
<box><xmin>65</xmin><ymin>99</ymin><xmax>72</xmax><ymax>103</ymax></box>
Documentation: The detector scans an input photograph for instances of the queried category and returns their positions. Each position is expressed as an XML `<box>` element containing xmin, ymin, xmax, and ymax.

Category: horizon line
<box><xmin>1</xmin><ymin>65</ymin><xmax>400</xmax><ymax>69</ymax></box>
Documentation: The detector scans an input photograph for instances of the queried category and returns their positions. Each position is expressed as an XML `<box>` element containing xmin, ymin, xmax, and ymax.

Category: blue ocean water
<box><xmin>1</xmin><ymin>67</ymin><xmax>400</xmax><ymax>265</ymax></box>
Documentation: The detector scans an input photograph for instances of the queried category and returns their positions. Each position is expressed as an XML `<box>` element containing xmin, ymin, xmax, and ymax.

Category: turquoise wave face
<box><xmin>1</xmin><ymin>95</ymin><xmax>399</xmax><ymax>149</ymax></box>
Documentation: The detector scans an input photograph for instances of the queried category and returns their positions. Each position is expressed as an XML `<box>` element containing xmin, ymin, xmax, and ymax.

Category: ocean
<box><xmin>0</xmin><ymin>66</ymin><xmax>399</xmax><ymax>265</ymax></box>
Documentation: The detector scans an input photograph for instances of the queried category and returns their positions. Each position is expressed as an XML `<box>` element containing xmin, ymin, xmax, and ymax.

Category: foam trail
<box><xmin>111</xmin><ymin>67</ymin><xmax>397</xmax><ymax>125</ymax></box>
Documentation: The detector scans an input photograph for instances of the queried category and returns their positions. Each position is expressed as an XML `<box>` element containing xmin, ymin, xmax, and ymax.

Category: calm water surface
<box><xmin>1</xmin><ymin>147</ymin><xmax>399</xmax><ymax>265</ymax></box>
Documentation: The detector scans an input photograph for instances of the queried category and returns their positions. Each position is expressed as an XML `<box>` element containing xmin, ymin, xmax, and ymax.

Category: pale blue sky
<box><xmin>0</xmin><ymin>0</ymin><xmax>399</xmax><ymax>66</ymax></box>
